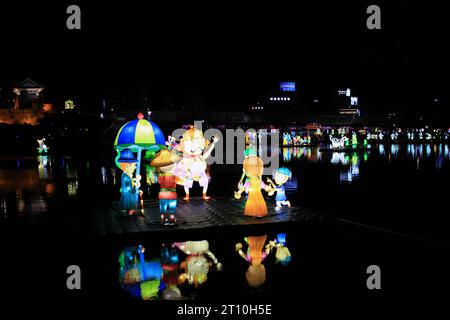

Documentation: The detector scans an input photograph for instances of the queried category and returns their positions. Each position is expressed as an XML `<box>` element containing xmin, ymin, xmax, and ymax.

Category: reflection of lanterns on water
<box><xmin>436</xmin><ymin>153</ymin><xmax>444</xmax><ymax>169</ymax></box>
<box><xmin>331</xmin><ymin>152</ymin><xmax>348</xmax><ymax>165</ymax></box>
<box><xmin>407</xmin><ymin>144</ymin><xmax>414</xmax><ymax>157</ymax></box>
<box><xmin>65</xmin><ymin>163</ymin><xmax>78</xmax><ymax>179</ymax></box>
<box><xmin>0</xmin><ymin>198</ymin><xmax>6</xmax><ymax>218</ymax></box>
<box><xmin>184</xmin><ymin>256</ymin><xmax>209</xmax><ymax>286</ymax></box>
<box><xmin>67</xmin><ymin>180</ymin><xmax>78</xmax><ymax>197</ymax></box>
<box><xmin>363</xmin><ymin>152</ymin><xmax>368</xmax><ymax>162</ymax></box>
<box><xmin>283</xmin><ymin>148</ymin><xmax>292</xmax><ymax>162</ymax></box>
<box><xmin>426</xmin><ymin>145</ymin><xmax>431</xmax><ymax>157</ymax></box>
<box><xmin>390</xmin><ymin>144</ymin><xmax>399</xmax><ymax>157</ymax></box>
<box><xmin>236</xmin><ymin>235</ymin><xmax>268</xmax><ymax>288</ymax></box>
<box><xmin>37</xmin><ymin>155</ymin><xmax>50</xmax><ymax>180</ymax></box>
<box><xmin>100</xmin><ymin>166</ymin><xmax>108</xmax><ymax>185</ymax></box>
<box><xmin>176</xmin><ymin>240</ymin><xmax>221</xmax><ymax>287</ymax></box>
<box><xmin>16</xmin><ymin>189</ymin><xmax>25</xmax><ymax>214</ymax></box>
<box><xmin>282</xmin><ymin>147</ymin><xmax>320</xmax><ymax>162</ymax></box>
<box><xmin>269</xmin><ymin>233</ymin><xmax>292</xmax><ymax>266</ymax></box>
<box><xmin>119</xmin><ymin>246</ymin><xmax>163</xmax><ymax>300</ymax></box>
<box><xmin>246</xmin><ymin>264</ymin><xmax>266</xmax><ymax>288</ymax></box>
<box><xmin>237</xmin><ymin>233</ymin><xmax>292</xmax><ymax>288</ymax></box>
<box><xmin>45</xmin><ymin>183</ymin><xmax>55</xmax><ymax>196</ymax></box>
<box><xmin>339</xmin><ymin>154</ymin><xmax>359</xmax><ymax>183</ymax></box>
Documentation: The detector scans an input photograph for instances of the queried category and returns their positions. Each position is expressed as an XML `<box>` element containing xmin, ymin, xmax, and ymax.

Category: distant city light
<box><xmin>280</xmin><ymin>82</ymin><xmax>296</xmax><ymax>92</ymax></box>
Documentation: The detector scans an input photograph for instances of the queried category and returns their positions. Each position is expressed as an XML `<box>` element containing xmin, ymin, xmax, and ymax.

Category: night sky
<box><xmin>0</xmin><ymin>1</ymin><xmax>448</xmax><ymax>112</ymax></box>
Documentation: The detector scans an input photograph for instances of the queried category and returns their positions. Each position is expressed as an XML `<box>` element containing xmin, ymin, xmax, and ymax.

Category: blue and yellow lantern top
<box><xmin>114</xmin><ymin>113</ymin><xmax>165</xmax><ymax>151</ymax></box>
<box><xmin>114</xmin><ymin>113</ymin><xmax>166</xmax><ymax>172</ymax></box>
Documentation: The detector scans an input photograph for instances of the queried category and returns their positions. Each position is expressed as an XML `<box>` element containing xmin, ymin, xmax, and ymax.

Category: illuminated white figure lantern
<box><xmin>330</xmin><ymin>136</ymin><xmax>348</xmax><ymax>149</ymax></box>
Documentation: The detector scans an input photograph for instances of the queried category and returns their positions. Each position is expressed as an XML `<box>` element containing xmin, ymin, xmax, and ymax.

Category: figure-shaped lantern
<box><xmin>114</xmin><ymin>113</ymin><xmax>166</xmax><ymax>207</ymax></box>
<box><xmin>351</xmin><ymin>132</ymin><xmax>358</xmax><ymax>146</ymax></box>
<box><xmin>330</xmin><ymin>135</ymin><xmax>349</xmax><ymax>149</ymax></box>
<box><xmin>266</xmin><ymin>167</ymin><xmax>292</xmax><ymax>209</ymax></box>
<box><xmin>174</xmin><ymin>127</ymin><xmax>219</xmax><ymax>200</ymax></box>
<box><xmin>37</xmin><ymin>138</ymin><xmax>48</xmax><ymax>154</ymax></box>
<box><xmin>234</xmin><ymin>148</ymin><xmax>271</xmax><ymax>217</ymax></box>
<box><xmin>117</xmin><ymin>149</ymin><xmax>141</xmax><ymax>215</ymax></box>
<box><xmin>150</xmin><ymin>149</ymin><xmax>181</xmax><ymax>225</ymax></box>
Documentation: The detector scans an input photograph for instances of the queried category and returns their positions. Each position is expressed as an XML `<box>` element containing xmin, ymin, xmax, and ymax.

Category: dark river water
<box><xmin>1</xmin><ymin>143</ymin><xmax>450</xmax><ymax>299</ymax></box>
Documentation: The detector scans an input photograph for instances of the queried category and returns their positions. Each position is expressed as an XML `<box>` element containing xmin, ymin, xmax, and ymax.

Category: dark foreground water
<box><xmin>1</xmin><ymin>143</ymin><xmax>450</xmax><ymax>300</ymax></box>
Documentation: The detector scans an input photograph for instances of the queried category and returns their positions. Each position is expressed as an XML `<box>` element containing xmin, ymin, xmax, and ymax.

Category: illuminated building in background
<box><xmin>12</xmin><ymin>78</ymin><xmax>44</xmax><ymax>110</ymax></box>
<box><xmin>0</xmin><ymin>78</ymin><xmax>48</xmax><ymax>125</ymax></box>
<box><xmin>339</xmin><ymin>108</ymin><xmax>360</xmax><ymax>117</ymax></box>
<box><xmin>64</xmin><ymin>99</ymin><xmax>75</xmax><ymax>110</ymax></box>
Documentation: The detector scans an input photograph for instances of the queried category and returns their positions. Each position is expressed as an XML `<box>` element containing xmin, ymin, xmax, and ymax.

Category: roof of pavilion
<box><xmin>14</xmin><ymin>78</ymin><xmax>44</xmax><ymax>89</ymax></box>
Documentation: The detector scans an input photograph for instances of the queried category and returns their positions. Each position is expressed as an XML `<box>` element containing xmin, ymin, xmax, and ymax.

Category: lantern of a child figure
<box><xmin>266</xmin><ymin>167</ymin><xmax>292</xmax><ymax>210</ymax></box>
<box><xmin>117</xmin><ymin>149</ymin><xmax>141</xmax><ymax>215</ymax></box>
<box><xmin>174</xmin><ymin>127</ymin><xmax>219</xmax><ymax>200</ymax></box>
<box><xmin>150</xmin><ymin>149</ymin><xmax>181</xmax><ymax>225</ymax></box>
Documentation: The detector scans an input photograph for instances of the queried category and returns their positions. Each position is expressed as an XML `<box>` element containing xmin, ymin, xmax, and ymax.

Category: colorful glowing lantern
<box><xmin>266</xmin><ymin>167</ymin><xmax>292</xmax><ymax>209</ymax></box>
<box><xmin>117</xmin><ymin>149</ymin><xmax>140</xmax><ymax>214</ymax></box>
<box><xmin>114</xmin><ymin>113</ymin><xmax>166</xmax><ymax>204</ymax></box>
<box><xmin>173</xmin><ymin>127</ymin><xmax>219</xmax><ymax>200</ymax></box>
<box><xmin>37</xmin><ymin>138</ymin><xmax>48</xmax><ymax>154</ymax></box>
<box><xmin>330</xmin><ymin>135</ymin><xmax>349</xmax><ymax>149</ymax></box>
<box><xmin>150</xmin><ymin>149</ymin><xmax>181</xmax><ymax>225</ymax></box>
<box><xmin>234</xmin><ymin>148</ymin><xmax>271</xmax><ymax>217</ymax></box>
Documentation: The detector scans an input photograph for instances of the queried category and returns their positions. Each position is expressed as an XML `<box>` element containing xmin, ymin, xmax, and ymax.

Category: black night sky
<box><xmin>0</xmin><ymin>1</ymin><xmax>448</xmax><ymax>112</ymax></box>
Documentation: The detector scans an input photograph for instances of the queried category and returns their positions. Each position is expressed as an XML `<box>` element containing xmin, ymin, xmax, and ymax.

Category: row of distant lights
<box><xmin>270</xmin><ymin>97</ymin><xmax>291</xmax><ymax>101</ymax></box>
<box><xmin>252</xmin><ymin>106</ymin><xmax>264</xmax><ymax>110</ymax></box>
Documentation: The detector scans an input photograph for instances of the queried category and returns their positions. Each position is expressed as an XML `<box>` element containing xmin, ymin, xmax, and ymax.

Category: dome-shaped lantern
<box><xmin>114</xmin><ymin>113</ymin><xmax>165</xmax><ymax>151</ymax></box>
<box><xmin>114</xmin><ymin>113</ymin><xmax>167</xmax><ymax>199</ymax></box>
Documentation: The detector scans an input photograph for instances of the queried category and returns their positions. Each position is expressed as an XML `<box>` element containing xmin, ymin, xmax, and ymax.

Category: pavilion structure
<box><xmin>13</xmin><ymin>78</ymin><xmax>44</xmax><ymax>110</ymax></box>
<box><xmin>0</xmin><ymin>78</ymin><xmax>49</xmax><ymax>125</ymax></box>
